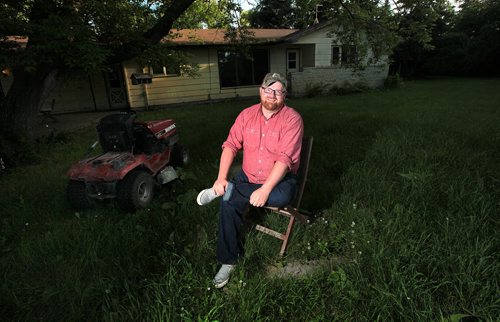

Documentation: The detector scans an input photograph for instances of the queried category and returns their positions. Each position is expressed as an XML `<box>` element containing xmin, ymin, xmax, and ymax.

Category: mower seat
<box><xmin>133</xmin><ymin>124</ymin><xmax>168</xmax><ymax>154</ymax></box>
<box><xmin>97</xmin><ymin>113</ymin><xmax>136</xmax><ymax>152</ymax></box>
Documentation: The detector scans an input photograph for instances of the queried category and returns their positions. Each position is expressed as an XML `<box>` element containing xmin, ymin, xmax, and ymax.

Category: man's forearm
<box><xmin>217</xmin><ymin>148</ymin><xmax>235</xmax><ymax>181</ymax></box>
<box><xmin>261</xmin><ymin>161</ymin><xmax>289</xmax><ymax>193</ymax></box>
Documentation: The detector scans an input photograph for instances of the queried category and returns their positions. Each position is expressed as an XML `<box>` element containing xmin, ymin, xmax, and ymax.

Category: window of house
<box><xmin>217</xmin><ymin>49</ymin><xmax>269</xmax><ymax>88</ymax></box>
<box><xmin>341</xmin><ymin>45</ymin><xmax>357</xmax><ymax>65</ymax></box>
<box><xmin>287</xmin><ymin>51</ymin><xmax>297</xmax><ymax>69</ymax></box>
<box><xmin>149</xmin><ymin>60</ymin><xmax>180</xmax><ymax>77</ymax></box>
<box><xmin>331</xmin><ymin>46</ymin><xmax>340</xmax><ymax>65</ymax></box>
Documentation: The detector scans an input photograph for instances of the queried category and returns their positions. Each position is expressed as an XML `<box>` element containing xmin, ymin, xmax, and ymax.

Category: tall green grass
<box><xmin>0</xmin><ymin>78</ymin><xmax>498</xmax><ymax>320</ymax></box>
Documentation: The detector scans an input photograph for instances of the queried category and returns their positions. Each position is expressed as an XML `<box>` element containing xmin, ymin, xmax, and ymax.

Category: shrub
<box><xmin>304</xmin><ymin>82</ymin><xmax>325</xmax><ymax>98</ymax></box>
<box><xmin>328</xmin><ymin>81</ymin><xmax>369</xmax><ymax>96</ymax></box>
<box><xmin>384</xmin><ymin>74</ymin><xmax>403</xmax><ymax>88</ymax></box>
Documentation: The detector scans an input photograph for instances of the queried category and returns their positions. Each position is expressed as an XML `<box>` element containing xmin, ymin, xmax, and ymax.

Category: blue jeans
<box><xmin>217</xmin><ymin>170</ymin><xmax>297</xmax><ymax>264</ymax></box>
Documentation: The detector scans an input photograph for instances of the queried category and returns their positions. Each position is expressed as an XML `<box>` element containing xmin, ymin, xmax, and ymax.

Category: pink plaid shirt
<box><xmin>222</xmin><ymin>103</ymin><xmax>303</xmax><ymax>184</ymax></box>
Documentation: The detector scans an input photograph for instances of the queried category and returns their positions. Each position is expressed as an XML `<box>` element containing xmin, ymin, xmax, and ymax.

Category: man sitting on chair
<box><xmin>196</xmin><ymin>72</ymin><xmax>304</xmax><ymax>288</ymax></box>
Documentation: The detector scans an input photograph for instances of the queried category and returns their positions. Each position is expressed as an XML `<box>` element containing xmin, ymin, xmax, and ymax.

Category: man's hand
<box><xmin>213</xmin><ymin>178</ymin><xmax>228</xmax><ymax>196</ymax></box>
<box><xmin>249</xmin><ymin>187</ymin><xmax>271</xmax><ymax>207</ymax></box>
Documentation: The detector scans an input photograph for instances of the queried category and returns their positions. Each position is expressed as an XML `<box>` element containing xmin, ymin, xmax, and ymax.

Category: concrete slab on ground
<box><xmin>34</xmin><ymin>111</ymin><xmax>115</xmax><ymax>137</ymax></box>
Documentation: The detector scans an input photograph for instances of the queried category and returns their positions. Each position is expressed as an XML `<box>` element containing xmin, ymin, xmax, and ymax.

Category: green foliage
<box><xmin>1</xmin><ymin>78</ymin><xmax>499</xmax><ymax>320</ymax></box>
<box><xmin>304</xmin><ymin>82</ymin><xmax>325</xmax><ymax>97</ymax></box>
<box><xmin>328</xmin><ymin>81</ymin><xmax>369</xmax><ymax>95</ymax></box>
<box><xmin>174</xmin><ymin>0</ymin><xmax>239</xmax><ymax>29</ymax></box>
<box><xmin>450</xmin><ymin>0</ymin><xmax>500</xmax><ymax>76</ymax></box>
<box><xmin>247</xmin><ymin>0</ymin><xmax>297</xmax><ymax>28</ymax></box>
<box><xmin>394</xmin><ymin>0</ymin><xmax>500</xmax><ymax>77</ymax></box>
<box><xmin>389</xmin><ymin>0</ymin><xmax>455</xmax><ymax>77</ymax></box>
<box><xmin>0</xmin><ymin>0</ymin><xmax>155</xmax><ymax>72</ymax></box>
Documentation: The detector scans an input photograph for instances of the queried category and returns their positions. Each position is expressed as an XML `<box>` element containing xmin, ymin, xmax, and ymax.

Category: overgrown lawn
<box><xmin>1</xmin><ymin>78</ymin><xmax>498</xmax><ymax>320</ymax></box>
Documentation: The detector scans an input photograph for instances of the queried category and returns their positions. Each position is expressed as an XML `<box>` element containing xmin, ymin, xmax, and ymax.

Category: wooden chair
<box><xmin>255</xmin><ymin>136</ymin><xmax>313</xmax><ymax>256</ymax></box>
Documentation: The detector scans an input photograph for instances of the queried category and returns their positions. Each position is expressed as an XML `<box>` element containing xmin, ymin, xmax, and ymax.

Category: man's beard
<box><xmin>261</xmin><ymin>99</ymin><xmax>281</xmax><ymax>111</ymax></box>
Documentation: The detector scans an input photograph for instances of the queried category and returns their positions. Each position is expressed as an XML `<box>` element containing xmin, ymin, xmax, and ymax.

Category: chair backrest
<box><xmin>291</xmin><ymin>136</ymin><xmax>313</xmax><ymax>209</ymax></box>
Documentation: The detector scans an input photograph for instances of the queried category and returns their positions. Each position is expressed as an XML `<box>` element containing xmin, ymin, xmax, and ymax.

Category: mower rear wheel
<box><xmin>117</xmin><ymin>169</ymin><xmax>154</xmax><ymax>212</ymax></box>
<box><xmin>67</xmin><ymin>180</ymin><xmax>93</xmax><ymax>209</ymax></box>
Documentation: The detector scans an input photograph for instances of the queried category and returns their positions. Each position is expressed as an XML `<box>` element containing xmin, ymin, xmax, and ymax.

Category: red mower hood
<box><xmin>139</xmin><ymin>119</ymin><xmax>177</xmax><ymax>140</ymax></box>
<box><xmin>67</xmin><ymin>152</ymin><xmax>137</xmax><ymax>181</ymax></box>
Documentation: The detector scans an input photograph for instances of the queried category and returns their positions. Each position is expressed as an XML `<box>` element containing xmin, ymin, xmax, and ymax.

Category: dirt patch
<box><xmin>266</xmin><ymin>257</ymin><xmax>345</xmax><ymax>278</ymax></box>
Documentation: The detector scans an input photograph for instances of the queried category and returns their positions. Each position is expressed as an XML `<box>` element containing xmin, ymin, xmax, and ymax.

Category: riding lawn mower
<box><xmin>66</xmin><ymin>112</ymin><xmax>188</xmax><ymax>212</ymax></box>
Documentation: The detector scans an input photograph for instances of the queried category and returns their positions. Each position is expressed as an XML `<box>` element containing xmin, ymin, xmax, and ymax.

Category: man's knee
<box><xmin>267</xmin><ymin>180</ymin><xmax>297</xmax><ymax>207</ymax></box>
<box><xmin>267</xmin><ymin>193</ymin><xmax>293</xmax><ymax>208</ymax></box>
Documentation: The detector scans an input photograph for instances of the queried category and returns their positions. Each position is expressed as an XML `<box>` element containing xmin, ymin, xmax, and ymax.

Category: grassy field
<box><xmin>0</xmin><ymin>78</ymin><xmax>499</xmax><ymax>320</ymax></box>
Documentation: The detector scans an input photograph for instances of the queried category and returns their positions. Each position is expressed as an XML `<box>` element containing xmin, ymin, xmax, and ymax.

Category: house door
<box><xmin>286</xmin><ymin>49</ymin><xmax>300</xmax><ymax>73</ymax></box>
<box><xmin>104</xmin><ymin>65</ymin><xmax>127</xmax><ymax>110</ymax></box>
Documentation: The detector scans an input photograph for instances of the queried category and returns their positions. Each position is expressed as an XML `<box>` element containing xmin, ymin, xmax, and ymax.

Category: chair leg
<box><xmin>279</xmin><ymin>216</ymin><xmax>296</xmax><ymax>257</ymax></box>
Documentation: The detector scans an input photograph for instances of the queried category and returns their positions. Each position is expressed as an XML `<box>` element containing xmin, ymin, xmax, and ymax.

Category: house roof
<box><xmin>3</xmin><ymin>22</ymin><xmax>331</xmax><ymax>51</ymax></box>
<box><xmin>282</xmin><ymin>20</ymin><xmax>334</xmax><ymax>42</ymax></box>
<box><xmin>165</xmin><ymin>28</ymin><xmax>300</xmax><ymax>45</ymax></box>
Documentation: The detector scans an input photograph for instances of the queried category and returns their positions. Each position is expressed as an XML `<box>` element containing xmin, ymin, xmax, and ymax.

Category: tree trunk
<box><xmin>0</xmin><ymin>64</ymin><xmax>58</xmax><ymax>140</ymax></box>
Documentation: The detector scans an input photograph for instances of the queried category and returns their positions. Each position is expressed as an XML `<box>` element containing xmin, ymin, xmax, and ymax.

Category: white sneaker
<box><xmin>213</xmin><ymin>264</ymin><xmax>236</xmax><ymax>288</ymax></box>
<box><xmin>196</xmin><ymin>188</ymin><xmax>219</xmax><ymax>206</ymax></box>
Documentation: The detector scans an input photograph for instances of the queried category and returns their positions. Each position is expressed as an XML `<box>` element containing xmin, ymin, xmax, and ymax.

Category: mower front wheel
<box><xmin>67</xmin><ymin>180</ymin><xmax>93</xmax><ymax>209</ymax></box>
<box><xmin>117</xmin><ymin>169</ymin><xmax>154</xmax><ymax>212</ymax></box>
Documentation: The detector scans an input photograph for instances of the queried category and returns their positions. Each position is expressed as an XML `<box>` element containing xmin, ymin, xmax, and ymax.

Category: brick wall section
<box><xmin>289</xmin><ymin>65</ymin><xmax>389</xmax><ymax>97</ymax></box>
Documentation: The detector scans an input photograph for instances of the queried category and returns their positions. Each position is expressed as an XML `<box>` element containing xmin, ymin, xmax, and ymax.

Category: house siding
<box><xmin>293</xmin><ymin>28</ymin><xmax>334</xmax><ymax>67</ymax></box>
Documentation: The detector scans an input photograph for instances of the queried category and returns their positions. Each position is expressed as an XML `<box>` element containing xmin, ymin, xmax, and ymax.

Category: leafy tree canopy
<box><xmin>174</xmin><ymin>0</ymin><xmax>242</xmax><ymax>29</ymax></box>
<box><xmin>0</xmin><ymin>0</ymin><xmax>198</xmax><ymax>75</ymax></box>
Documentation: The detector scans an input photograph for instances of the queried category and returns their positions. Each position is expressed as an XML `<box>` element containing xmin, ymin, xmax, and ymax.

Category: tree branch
<box><xmin>143</xmin><ymin>1</ymin><xmax>196</xmax><ymax>43</ymax></box>
<box><xmin>107</xmin><ymin>0</ymin><xmax>196</xmax><ymax>65</ymax></box>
